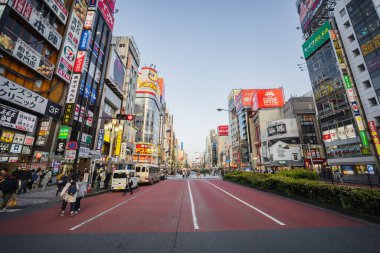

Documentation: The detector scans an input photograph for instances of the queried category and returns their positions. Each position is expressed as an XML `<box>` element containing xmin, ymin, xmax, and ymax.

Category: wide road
<box><xmin>0</xmin><ymin>178</ymin><xmax>379</xmax><ymax>253</ymax></box>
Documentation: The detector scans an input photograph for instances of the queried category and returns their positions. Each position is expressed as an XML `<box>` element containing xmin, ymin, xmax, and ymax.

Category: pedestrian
<box><xmin>32</xmin><ymin>169</ymin><xmax>39</xmax><ymax>189</ymax></box>
<box><xmin>0</xmin><ymin>169</ymin><xmax>17</xmax><ymax>212</ymax></box>
<box><xmin>75</xmin><ymin>176</ymin><xmax>87</xmax><ymax>214</ymax></box>
<box><xmin>41</xmin><ymin>168</ymin><xmax>52</xmax><ymax>191</ymax></box>
<box><xmin>37</xmin><ymin>168</ymin><xmax>44</xmax><ymax>188</ymax></box>
<box><xmin>56</xmin><ymin>172</ymin><xmax>68</xmax><ymax>196</ymax></box>
<box><xmin>18</xmin><ymin>167</ymin><xmax>28</xmax><ymax>194</ymax></box>
<box><xmin>122</xmin><ymin>174</ymin><xmax>133</xmax><ymax>196</ymax></box>
<box><xmin>59</xmin><ymin>178</ymin><xmax>79</xmax><ymax>217</ymax></box>
<box><xmin>104</xmin><ymin>170</ymin><xmax>111</xmax><ymax>189</ymax></box>
<box><xmin>335</xmin><ymin>171</ymin><xmax>344</xmax><ymax>183</ymax></box>
<box><xmin>26</xmin><ymin>167</ymin><xmax>33</xmax><ymax>190</ymax></box>
<box><xmin>95</xmin><ymin>171</ymin><xmax>102</xmax><ymax>191</ymax></box>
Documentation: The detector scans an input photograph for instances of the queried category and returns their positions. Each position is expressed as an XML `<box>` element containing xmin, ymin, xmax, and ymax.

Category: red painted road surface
<box><xmin>0</xmin><ymin>179</ymin><xmax>366</xmax><ymax>235</ymax></box>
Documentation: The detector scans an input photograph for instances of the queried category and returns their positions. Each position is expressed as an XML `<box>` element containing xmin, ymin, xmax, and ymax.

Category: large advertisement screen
<box><xmin>106</xmin><ymin>48</ymin><xmax>125</xmax><ymax>91</ymax></box>
<box><xmin>297</xmin><ymin>0</ymin><xmax>325</xmax><ymax>32</ymax></box>
<box><xmin>251</xmin><ymin>88</ymin><xmax>284</xmax><ymax>111</ymax></box>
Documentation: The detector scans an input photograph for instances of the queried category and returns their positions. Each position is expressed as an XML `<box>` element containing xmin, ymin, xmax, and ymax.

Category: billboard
<box><xmin>106</xmin><ymin>48</ymin><xmax>125</xmax><ymax>91</ymax></box>
<box><xmin>302</xmin><ymin>21</ymin><xmax>331</xmax><ymax>59</ymax></box>
<box><xmin>297</xmin><ymin>0</ymin><xmax>325</xmax><ymax>32</ymax></box>
<box><xmin>136</xmin><ymin>67</ymin><xmax>159</xmax><ymax>98</ymax></box>
<box><xmin>235</xmin><ymin>89</ymin><xmax>255</xmax><ymax>112</ymax></box>
<box><xmin>218</xmin><ymin>125</ymin><xmax>229</xmax><ymax>136</ymax></box>
<box><xmin>267</xmin><ymin>119</ymin><xmax>299</xmax><ymax>141</ymax></box>
<box><xmin>158</xmin><ymin>78</ymin><xmax>165</xmax><ymax>101</ymax></box>
<box><xmin>251</xmin><ymin>88</ymin><xmax>284</xmax><ymax>111</ymax></box>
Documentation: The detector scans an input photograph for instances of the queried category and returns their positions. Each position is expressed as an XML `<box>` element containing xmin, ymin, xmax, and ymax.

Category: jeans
<box><xmin>1</xmin><ymin>193</ymin><xmax>13</xmax><ymax>209</ymax></box>
<box><xmin>75</xmin><ymin>197</ymin><xmax>82</xmax><ymax>211</ymax></box>
<box><xmin>61</xmin><ymin>200</ymin><xmax>76</xmax><ymax>213</ymax></box>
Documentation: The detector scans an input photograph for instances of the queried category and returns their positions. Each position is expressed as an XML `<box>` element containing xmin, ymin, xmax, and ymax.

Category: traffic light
<box><xmin>116</xmin><ymin>114</ymin><xmax>135</xmax><ymax>121</ymax></box>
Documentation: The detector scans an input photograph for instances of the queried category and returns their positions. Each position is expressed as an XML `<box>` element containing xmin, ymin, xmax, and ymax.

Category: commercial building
<box><xmin>282</xmin><ymin>95</ymin><xmax>326</xmax><ymax>170</ymax></box>
<box><xmin>58</xmin><ymin>0</ymin><xmax>116</xmax><ymax>174</ymax></box>
<box><xmin>0</xmin><ymin>0</ymin><xmax>69</xmax><ymax>171</ymax></box>
<box><xmin>250</xmin><ymin>88</ymin><xmax>285</xmax><ymax>171</ymax></box>
<box><xmin>205</xmin><ymin>129</ymin><xmax>218</xmax><ymax>168</ymax></box>
<box><xmin>217</xmin><ymin>125</ymin><xmax>229</xmax><ymax>168</ymax></box>
<box><xmin>298</xmin><ymin>0</ymin><xmax>379</xmax><ymax>177</ymax></box>
<box><xmin>227</xmin><ymin>89</ymin><xmax>242</xmax><ymax>168</ymax></box>
<box><xmin>133</xmin><ymin>66</ymin><xmax>162</xmax><ymax>165</ymax></box>
<box><xmin>112</xmin><ymin>36</ymin><xmax>140</xmax><ymax>156</ymax></box>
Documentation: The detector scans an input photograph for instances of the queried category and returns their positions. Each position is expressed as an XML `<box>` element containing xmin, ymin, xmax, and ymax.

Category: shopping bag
<box><xmin>6</xmin><ymin>196</ymin><xmax>17</xmax><ymax>207</ymax></box>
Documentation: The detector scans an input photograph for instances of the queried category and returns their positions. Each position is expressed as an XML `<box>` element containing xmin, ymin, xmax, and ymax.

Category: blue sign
<box><xmin>88</xmin><ymin>0</ymin><xmax>98</xmax><ymax>10</ymax></box>
<box><xmin>84</xmin><ymin>83</ymin><xmax>91</xmax><ymax>98</ymax></box>
<box><xmin>90</xmin><ymin>88</ymin><xmax>97</xmax><ymax>104</ymax></box>
<box><xmin>97</xmin><ymin>129</ymin><xmax>104</xmax><ymax>152</ymax></box>
<box><xmin>79</xmin><ymin>30</ymin><xmax>91</xmax><ymax>51</ymax></box>
<box><xmin>79</xmin><ymin>80</ymin><xmax>85</xmax><ymax>95</ymax></box>
<box><xmin>226</xmin><ymin>159</ymin><xmax>230</xmax><ymax>163</ymax></box>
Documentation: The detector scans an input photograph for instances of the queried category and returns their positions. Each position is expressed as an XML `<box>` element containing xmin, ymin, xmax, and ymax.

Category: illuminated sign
<box><xmin>135</xmin><ymin>143</ymin><xmax>158</xmax><ymax>156</ymax></box>
<box><xmin>218</xmin><ymin>125</ymin><xmax>229</xmax><ymax>136</ymax></box>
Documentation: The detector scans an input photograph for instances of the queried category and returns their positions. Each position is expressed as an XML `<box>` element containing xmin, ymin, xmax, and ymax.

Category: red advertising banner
<box><xmin>369</xmin><ymin>121</ymin><xmax>380</xmax><ymax>155</ymax></box>
<box><xmin>73</xmin><ymin>51</ymin><xmax>86</xmax><ymax>73</ymax></box>
<box><xmin>251</xmin><ymin>88</ymin><xmax>284</xmax><ymax>110</ymax></box>
<box><xmin>98</xmin><ymin>0</ymin><xmax>114</xmax><ymax>31</ymax></box>
<box><xmin>218</xmin><ymin>125</ymin><xmax>229</xmax><ymax>136</ymax></box>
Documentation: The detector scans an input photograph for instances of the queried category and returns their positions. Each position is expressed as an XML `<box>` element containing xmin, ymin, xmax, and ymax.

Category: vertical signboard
<box><xmin>369</xmin><ymin>121</ymin><xmax>380</xmax><ymax>156</ymax></box>
<box><xmin>329</xmin><ymin>29</ymin><xmax>370</xmax><ymax>148</ymax></box>
<box><xmin>55</xmin><ymin>0</ymin><xmax>87</xmax><ymax>83</ymax></box>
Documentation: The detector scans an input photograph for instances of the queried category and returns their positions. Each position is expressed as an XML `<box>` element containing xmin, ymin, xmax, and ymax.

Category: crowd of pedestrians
<box><xmin>0</xmin><ymin>167</ymin><xmax>53</xmax><ymax>212</ymax></box>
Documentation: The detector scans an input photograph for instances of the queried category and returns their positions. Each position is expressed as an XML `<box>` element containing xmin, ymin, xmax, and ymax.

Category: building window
<box><xmin>119</xmin><ymin>44</ymin><xmax>125</xmax><ymax>47</ymax></box>
<box><xmin>340</xmin><ymin>8</ymin><xmax>347</xmax><ymax>17</ymax></box>
<box><xmin>343</xmin><ymin>20</ymin><xmax>351</xmax><ymax>29</ymax></box>
<box><xmin>358</xmin><ymin>63</ymin><xmax>366</xmax><ymax>72</ymax></box>
<box><xmin>348</xmin><ymin>34</ymin><xmax>356</xmax><ymax>42</ymax></box>
<box><xmin>368</xmin><ymin>97</ymin><xmax>378</xmax><ymax>106</ymax></box>
<box><xmin>353</xmin><ymin>48</ymin><xmax>360</xmax><ymax>56</ymax></box>
<box><xmin>363</xmin><ymin>80</ymin><xmax>371</xmax><ymax>88</ymax></box>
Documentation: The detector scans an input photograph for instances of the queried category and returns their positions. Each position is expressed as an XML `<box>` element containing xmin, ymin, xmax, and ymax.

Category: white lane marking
<box><xmin>187</xmin><ymin>180</ymin><xmax>199</xmax><ymax>230</ymax></box>
<box><xmin>204</xmin><ymin>180</ymin><xmax>286</xmax><ymax>226</ymax></box>
<box><xmin>69</xmin><ymin>188</ymin><xmax>152</xmax><ymax>231</ymax></box>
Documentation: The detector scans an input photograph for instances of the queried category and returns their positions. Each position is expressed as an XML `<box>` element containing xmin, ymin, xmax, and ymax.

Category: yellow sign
<box><xmin>0</xmin><ymin>131</ymin><xmax>14</xmax><ymax>143</ymax></box>
<box><xmin>115</xmin><ymin>130</ymin><xmax>122</xmax><ymax>156</ymax></box>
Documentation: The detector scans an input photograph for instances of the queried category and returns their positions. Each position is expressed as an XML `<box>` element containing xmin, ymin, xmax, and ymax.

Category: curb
<box><xmin>224</xmin><ymin>178</ymin><xmax>380</xmax><ymax>225</ymax></box>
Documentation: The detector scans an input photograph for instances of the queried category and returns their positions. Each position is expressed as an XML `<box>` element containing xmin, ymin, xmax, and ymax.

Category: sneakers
<box><xmin>60</xmin><ymin>211</ymin><xmax>65</xmax><ymax>216</ymax></box>
<box><xmin>70</xmin><ymin>211</ymin><xmax>75</xmax><ymax>217</ymax></box>
<box><xmin>77</xmin><ymin>208</ymin><xmax>81</xmax><ymax>212</ymax></box>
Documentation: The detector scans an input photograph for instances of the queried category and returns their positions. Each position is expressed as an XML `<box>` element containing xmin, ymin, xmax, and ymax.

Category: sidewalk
<box><xmin>0</xmin><ymin>185</ymin><xmax>111</xmax><ymax>209</ymax></box>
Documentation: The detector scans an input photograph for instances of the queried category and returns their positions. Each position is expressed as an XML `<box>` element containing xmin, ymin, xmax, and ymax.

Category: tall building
<box><xmin>217</xmin><ymin>125</ymin><xmax>229</xmax><ymax>168</ymax></box>
<box><xmin>205</xmin><ymin>129</ymin><xmax>218</xmax><ymax>168</ymax></box>
<box><xmin>297</xmin><ymin>0</ymin><xmax>379</xmax><ymax>177</ymax></box>
<box><xmin>227</xmin><ymin>90</ymin><xmax>241</xmax><ymax>168</ymax></box>
<box><xmin>0</xmin><ymin>0</ymin><xmax>70</xmax><ymax>171</ymax></box>
<box><xmin>133</xmin><ymin>66</ymin><xmax>162</xmax><ymax>165</ymax></box>
<box><xmin>112</xmin><ymin>36</ymin><xmax>140</xmax><ymax>157</ymax></box>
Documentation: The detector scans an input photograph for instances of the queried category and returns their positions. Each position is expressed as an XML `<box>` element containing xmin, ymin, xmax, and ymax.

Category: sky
<box><xmin>113</xmin><ymin>0</ymin><xmax>311</xmax><ymax>160</ymax></box>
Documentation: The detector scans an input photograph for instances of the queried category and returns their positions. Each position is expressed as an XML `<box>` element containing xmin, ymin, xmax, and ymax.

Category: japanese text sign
<box><xmin>0</xmin><ymin>103</ymin><xmax>37</xmax><ymax>133</ymax></box>
<box><xmin>0</xmin><ymin>76</ymin><xmax>62</xmax><ymax>119</ymax></box>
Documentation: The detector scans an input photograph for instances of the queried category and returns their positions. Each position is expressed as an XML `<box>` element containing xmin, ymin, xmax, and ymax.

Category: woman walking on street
<box><xmin>0</xmin><ymin>169</ymin><xmax>17</xmax><ymax>212</ymax></box>
<box><xmin>75</xmin><ymin>176</ymin><xmax>87</xmax><ymax>213</ymax></box>
<box><xmin>122</xmin><ymin>174</ymin><xmax>133</xmax><ymax>196</ymax></box>
<box><xmin>41</xmin><ymin>168</ymin><xmax>52</xmax><ymax>191</ymax></box>
<box><xmin>59</xmin><ymin>178</ymin><xmax>79</xmax><ymax>217</ymax></box>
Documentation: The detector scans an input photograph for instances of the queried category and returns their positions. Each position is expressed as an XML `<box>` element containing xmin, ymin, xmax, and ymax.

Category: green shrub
<box><xmin>276</xmin><ymin>169</ymin><xmax>319</xmax><ymax>180</ymax></box>
<box><xmin>224</xmin><ymin>171</ymin><xmax>380</xmax><ymax>217</ymax></box>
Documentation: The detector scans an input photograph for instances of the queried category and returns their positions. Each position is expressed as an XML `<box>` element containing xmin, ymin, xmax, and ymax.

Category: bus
<box><xmin>135</xmin><ymin>163</ymin><xmax>160</xmax><ymax>185</ymax></box>
<box><xmin>111</xmin><ymin>169</ymin><xmax>139</xmax><ymax>191</ymax></box>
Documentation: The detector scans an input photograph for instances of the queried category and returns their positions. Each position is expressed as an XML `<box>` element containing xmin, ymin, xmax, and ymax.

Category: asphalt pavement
<box><xmin>0</xmin><ymin>177</ymin><xmax>379</xmax><ymax>253</ymax></box>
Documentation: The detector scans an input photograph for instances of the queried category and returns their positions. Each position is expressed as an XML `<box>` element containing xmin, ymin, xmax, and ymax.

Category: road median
<box><xmin>224</xmin><ymin>171</ymin><xmax>380</xmax><ymax>223</ymax></box>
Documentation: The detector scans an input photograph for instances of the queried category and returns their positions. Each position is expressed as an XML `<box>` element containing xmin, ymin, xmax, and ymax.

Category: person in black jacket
<box><xmin>0</xmin><ymin>169</ymin><xmax>17</xmax><ymax>211</ymax></box>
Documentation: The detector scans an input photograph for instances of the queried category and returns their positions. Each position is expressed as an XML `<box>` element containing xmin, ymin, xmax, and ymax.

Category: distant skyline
<box><xmin>113</xmin><ymin>0</ymin><xmax>310</xmax><ymax>160</ymax></box>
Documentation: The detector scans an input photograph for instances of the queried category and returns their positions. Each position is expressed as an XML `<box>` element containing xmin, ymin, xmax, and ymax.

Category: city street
<box><xmin>0</xmin><ymin>177</ymin><xmax>379</xmax><ymax>253</ymax></box>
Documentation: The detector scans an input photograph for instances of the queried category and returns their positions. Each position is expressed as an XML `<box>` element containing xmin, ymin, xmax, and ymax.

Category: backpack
<box><xmin>67</xmin><ymin>184</ymin><xmax>77</xmax><ymax>196</ymax></box>
<box><xmin>1</xmin><ymin>178</ymin><xmax>14</xmax><ymax>193</ymax></box>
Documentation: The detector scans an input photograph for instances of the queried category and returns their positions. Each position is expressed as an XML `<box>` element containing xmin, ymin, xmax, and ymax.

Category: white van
<box><xmin>135</xmin><ymin>164</ymin><xmax>160</xmax><ymax>184</ymax></box>
<box><xmin>111</xmin><ymin>170</ymin><xmax>139</xmax><ymax>191</ymax></box>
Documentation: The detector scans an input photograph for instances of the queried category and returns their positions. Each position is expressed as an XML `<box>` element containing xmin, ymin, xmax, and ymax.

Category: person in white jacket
<box><xmin>75</xmin><ymin>177</ymin><xmax>87</xmax><ymax>214</ymax></box>
<box><xmin>59</xmin><ymin>179</ymin><xmax>79</xmax><ymax>217</ymax></box>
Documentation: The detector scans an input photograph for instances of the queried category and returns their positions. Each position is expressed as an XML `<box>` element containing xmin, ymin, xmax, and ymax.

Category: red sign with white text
<box><xmin>73</xmin><ymin>51</ymin><xmax>86</xmax><ymax>73</ymax></box>
<box><xmin>218</xmin><ymin>125</ymin><xmax>229</xmax><ymax>136</ymax></box>
<box><xmin>98</xmin><ymin>0</ymin><xmax>114</xmax><ymax>31</ymax></box>
<box><xmin>251</xmin><ymin>88</ymin><xmax>284</xmax><ymax>110</ymax></box>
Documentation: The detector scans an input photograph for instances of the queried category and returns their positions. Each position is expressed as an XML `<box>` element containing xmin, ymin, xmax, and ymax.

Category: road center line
<box><xmin>204</xmin><ymin>180</ymin><xmax>286</xmax><ymax>226</ymax></box>
<box><xmin>69</xmin><ymin>188</ymin><xmax>152</xmax><ymax>231</ymax></box>
<box><xmin>187</xmin><ymin>180</ymin><xmax>199</xmax><ymax>230</ymax></box>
